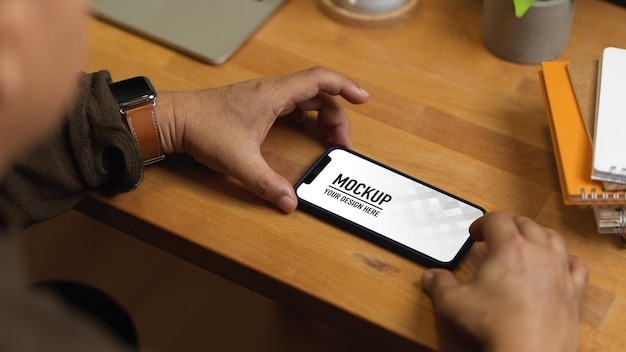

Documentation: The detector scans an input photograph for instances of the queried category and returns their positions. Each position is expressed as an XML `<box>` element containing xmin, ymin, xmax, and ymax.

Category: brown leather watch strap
<box><xmin>123</xmin><ymin>102</ymin><xmax>164</xmax><ymax>165</ymax></box>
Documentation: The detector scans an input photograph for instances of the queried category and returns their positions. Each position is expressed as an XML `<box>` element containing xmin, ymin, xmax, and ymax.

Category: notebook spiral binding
<box><xmin>579</xmin><ymin>187</ymin><xmax>626</xmax><ymax>204</ymax></box>
<box><xmin>592</xmin><ymin>205</ymin><xmax>626</xmax><ymax>247</ymax></box>
<box><xmin>605</xmin><ymin>166</ymin><xmax>626</xmax><ymax>183</ymax></box>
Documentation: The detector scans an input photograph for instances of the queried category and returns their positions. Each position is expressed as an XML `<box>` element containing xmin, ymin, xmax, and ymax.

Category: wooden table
<box><xmin>79</xmin><ymin>0</ymin><xmax>626</xmax><ymax>350</ymax></box>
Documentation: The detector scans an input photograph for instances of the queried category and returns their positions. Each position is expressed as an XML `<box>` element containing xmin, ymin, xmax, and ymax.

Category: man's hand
<box><xmin>156</xmin><ymin>67</ymin><xmax>369</xmax><ymax>213</ymax></box>
<box><xmin>421</xmin><ymin>211</ymin><xmax>588</xmax><ymax>352</ymax></box>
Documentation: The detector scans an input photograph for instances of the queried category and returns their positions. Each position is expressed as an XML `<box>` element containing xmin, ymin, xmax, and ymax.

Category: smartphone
<box><xmin>294</xmin><ymin>147</ymin><xmax>485</xmax><ymax>269</ymax></box>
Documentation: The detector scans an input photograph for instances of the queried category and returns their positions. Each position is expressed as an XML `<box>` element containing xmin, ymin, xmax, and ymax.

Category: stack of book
<box><xmin>539</xmin><ymin>47</ymin><xmax>626</xmax><ymax>244</ymax></box>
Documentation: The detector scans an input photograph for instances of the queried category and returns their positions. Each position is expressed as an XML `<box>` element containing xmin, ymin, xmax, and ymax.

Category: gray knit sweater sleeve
<box><xmin>0</xmin><ymin>70</ymin><xmax>144</xmax><ymax>227</ymax></box>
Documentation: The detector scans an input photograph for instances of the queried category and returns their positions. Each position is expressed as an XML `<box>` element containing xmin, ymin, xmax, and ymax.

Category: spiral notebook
<box><xmin>591</xmin><ymin>47</ymin><xmax>626</xmax><ymax>183</ymax></box>
<box><xmin>567</xmin><ymin>60</ymin><xmax>626</xmax><ymax>192</ymax></box>
<box><xmin>540</xmin><ymin>61</ymin><xmax>626</xmax><ymax>206</ymax></box>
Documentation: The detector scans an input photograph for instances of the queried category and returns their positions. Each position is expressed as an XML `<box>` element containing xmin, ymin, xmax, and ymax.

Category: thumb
<box><xmin>232</xmin><ymin>154</ymin><xmax>298</xmax><ymax>213</ymax></box>
<box><xmin>421</xmin><ymin>269</ymin><xmax>461</xmax><ymax>299</ymax></box>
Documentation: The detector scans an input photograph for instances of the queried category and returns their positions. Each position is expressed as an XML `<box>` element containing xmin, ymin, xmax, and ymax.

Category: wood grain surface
<box><xmin>78</xmin><ymin>0</ymin><xmax>626</xmax><ymax>350</ymax></box>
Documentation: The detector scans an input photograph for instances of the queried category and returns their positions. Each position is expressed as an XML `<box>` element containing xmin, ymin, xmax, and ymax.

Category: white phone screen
<box><xmin>296</xmin><ymin>148</ymin><xmax>484</xmax><ymax>265</ymax></box>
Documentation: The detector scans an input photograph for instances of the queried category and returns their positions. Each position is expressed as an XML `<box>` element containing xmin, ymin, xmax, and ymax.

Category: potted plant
<box><xmin>513</xmin><ymin>0</ymin><xmax>540</xmax><ymax>17</ymax></box>
<box><xmin>482</xmin><ymin>0</ymin><xmax>576</xmax><ymax>64</ymax></box>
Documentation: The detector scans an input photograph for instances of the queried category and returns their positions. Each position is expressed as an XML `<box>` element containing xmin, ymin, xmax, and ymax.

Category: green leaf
<box><xmin>512</xmin><ymin>0</ymin><xmax>536</xmax><ymax>18</ymax></box>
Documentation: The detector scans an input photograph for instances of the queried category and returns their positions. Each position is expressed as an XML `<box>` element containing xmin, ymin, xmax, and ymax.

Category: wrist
<box><xmin>155</xmin><ymin>90</ymin><xmax>177</xmax><ymax>155</ymax></box>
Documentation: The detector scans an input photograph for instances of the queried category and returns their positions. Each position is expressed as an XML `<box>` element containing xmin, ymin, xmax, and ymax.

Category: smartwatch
<box><xmin>109</xmin><ymin>76</ymin><xmax>165</xmax><ymax>165</ymax></box>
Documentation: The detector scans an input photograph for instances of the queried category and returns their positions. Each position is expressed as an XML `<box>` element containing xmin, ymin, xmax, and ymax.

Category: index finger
<box><xmin>469</xmin><ymin>211</ymin><xmax>523</xmax><ymax>249</ymax></box>
<box><xmin>275</xmin><ymin>67</ymin><xmax>370</xmax><ymax>108</ymax></box>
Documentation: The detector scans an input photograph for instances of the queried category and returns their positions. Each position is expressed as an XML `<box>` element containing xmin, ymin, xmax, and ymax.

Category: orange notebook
<box><xmin>540</xmin><ymin>61</ymin><xmax>626</xmax><ymax>205</ymax></box>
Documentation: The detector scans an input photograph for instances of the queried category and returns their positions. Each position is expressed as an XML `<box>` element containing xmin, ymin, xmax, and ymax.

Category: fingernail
<box><xmin>278</xmin><ymin>196</ymin><xmax>297</xmax><ymax>213</ymax></box>
<box><xmin>360</xmin><ymin>87</ymin><xmax>370</xmax><ymax>97</ymax></box>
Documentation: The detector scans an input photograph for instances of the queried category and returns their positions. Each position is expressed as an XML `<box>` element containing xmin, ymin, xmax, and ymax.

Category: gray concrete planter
<box><xmin>482</xmin><ymin>0</ymin><xmax>576</xmax><ymax>64</ymax></box>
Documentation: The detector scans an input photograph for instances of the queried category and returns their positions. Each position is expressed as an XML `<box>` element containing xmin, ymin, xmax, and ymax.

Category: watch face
<box><xmin>109</xmin><ymin>76</ymin><xmax>156</xmax><ymax>109</ymax></box>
